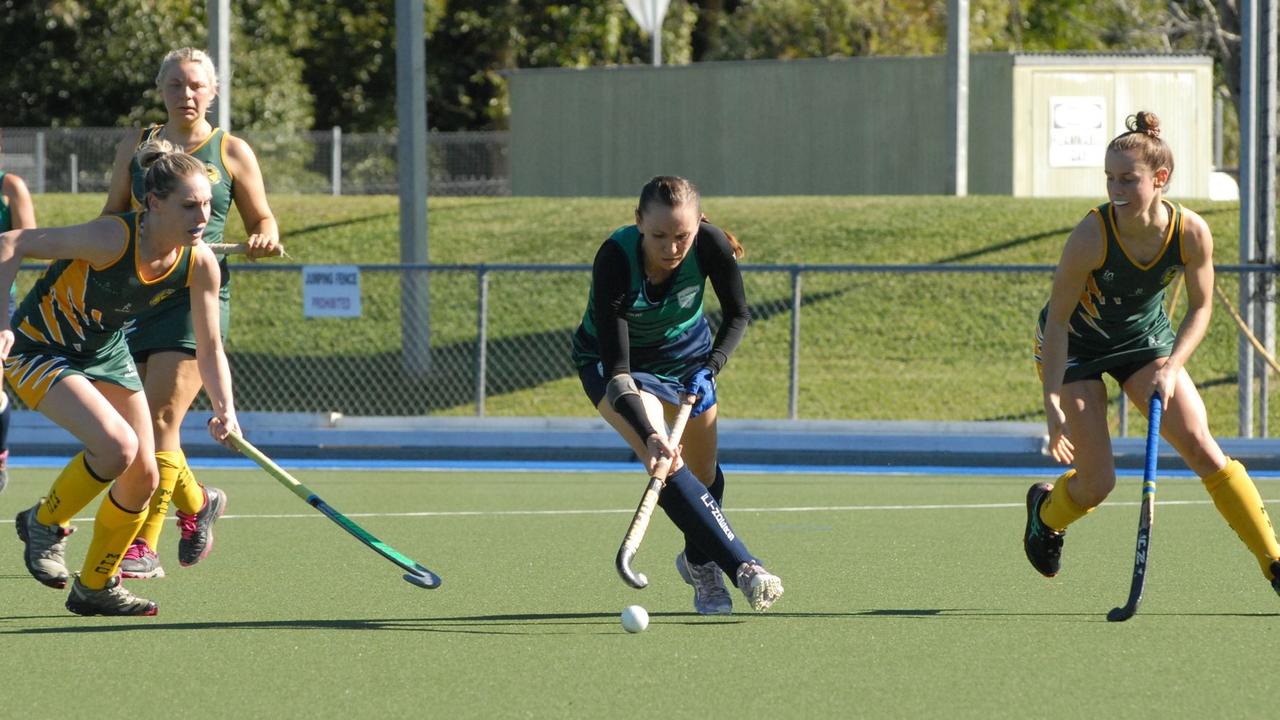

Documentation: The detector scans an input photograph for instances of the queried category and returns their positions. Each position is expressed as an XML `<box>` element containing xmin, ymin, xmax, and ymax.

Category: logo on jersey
<box><xmin>1101</xmin><ymin>270</ymin><xmax>1115</xmax><ymax>285</ymax></box>
<box><xmin>676</xmin><ymin>286</ymin><xmax>699</xmax><ymax>309</ymax></box>
<box><xmin>205</xmin><ymin>163</ymin><xmax>222</xmax><ymax>185</ymax></box>
<box><xmin>150</xmin><ymin>289</ymin><xmax>177</xmax><ymax>306</ymax></box>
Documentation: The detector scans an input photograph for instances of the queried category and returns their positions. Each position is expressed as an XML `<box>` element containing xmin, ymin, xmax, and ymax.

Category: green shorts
<box><xmin>124</xmin><ymin>285</ymin><xmax>231</xmax><ymax>360</ymax></box>
<box><xmin>3</xmin><ymin>337</ymin><xmax>142</xmax><ymax>410</ymax></box>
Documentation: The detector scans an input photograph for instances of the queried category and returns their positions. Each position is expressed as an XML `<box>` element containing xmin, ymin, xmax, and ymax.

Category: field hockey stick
<box><xmin>205</xmin><ymin>242</ymin><xmax>288</xmax><ymax>257</ymax></box>
<box><xmin>615</xmin><ymin>394</ymin><xmax>697</xmax><ymax>589</ymax></box>
<box><xmin>226</xmin><ymin>431</ymin><xmax>442</xmax><ymax>589</ymax></box>
<box><xmin>1107</xmin><ymin>393</ymin><xmax>1163</xmax><ymax>622</ymax></box>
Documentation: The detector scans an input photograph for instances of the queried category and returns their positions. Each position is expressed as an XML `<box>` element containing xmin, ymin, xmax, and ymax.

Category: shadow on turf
<box><xmin>4</xmin><ymin>607</ymin><xmax>1276</xmax><ymax>633</ymax></box>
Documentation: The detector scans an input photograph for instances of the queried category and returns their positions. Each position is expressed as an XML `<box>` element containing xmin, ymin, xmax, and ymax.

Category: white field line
<box><xmin>0</xmin><ymin>497</ymin><xmax>1244</xmax><ymax>524</ymax></box>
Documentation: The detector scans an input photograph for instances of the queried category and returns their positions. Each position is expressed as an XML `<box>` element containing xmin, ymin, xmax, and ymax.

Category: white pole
<box><xmin>1257</xmin><ymin>0</ymin><xmax>1277</xmax><ymax>436</ymax></box>
<box><xmin>396</xmin><ymin>0</ymin><xmax>431</xmax><ymax>374</ymax></box>
<box><xmin>947</xmin><ymin>0</ymin><xmax>969</xmax><ymax>197</ymax></box>
<box><xmin>1240</xmin><ymin>0</ymin><xmax>1259</xmax><ymax>437</ymax></box>
<box><xmin>69</xmin><ymin>153</ymin><xmax>78</xmax><ymax>194</ymax></box>
<box><xmin>208</xmin><ymin>0</ymin><xmax>232</xmax><ymax>132</ymax></box>
<box><xmin>331</xmin><ymin>126</ymin><xmax>342</xmax><ymax>196</ymax></box>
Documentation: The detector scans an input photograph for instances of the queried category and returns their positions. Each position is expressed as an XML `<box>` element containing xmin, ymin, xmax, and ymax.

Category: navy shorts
<box><xmin>578</xmin><ymin>362</ymin><xmax>712</xmax><ymax>409</ymax></box>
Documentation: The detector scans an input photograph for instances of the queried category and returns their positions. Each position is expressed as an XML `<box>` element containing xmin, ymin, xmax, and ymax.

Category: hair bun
<box><xmin>1127</xmin><ymin>111</ymin><xmax>1161</xmax><ymax>139</ymax></box>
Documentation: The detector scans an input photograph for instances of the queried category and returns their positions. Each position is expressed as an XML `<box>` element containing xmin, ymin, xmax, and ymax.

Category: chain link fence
<box><xmin>0</xmin><ymin>127</ymin><xmax>509</xmax><ymax>196</ymax></box>
<box><xmin>13</xmin><ymin>263</ymin><xmax>1275</xmax><ymax>438</ymax></box>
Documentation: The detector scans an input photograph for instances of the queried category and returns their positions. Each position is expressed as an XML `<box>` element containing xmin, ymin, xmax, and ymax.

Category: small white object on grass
<box><xmin>620</xmin><ymin>605</ymin><xmax>649</xmax><ymax>633</ymax></box>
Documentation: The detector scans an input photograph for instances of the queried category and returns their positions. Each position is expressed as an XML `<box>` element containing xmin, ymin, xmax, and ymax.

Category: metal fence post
<box><xmin>34</xmin><ymin>131</ymin><xmax>45</xmax><ymax>194</ymax></box>
<box><xmin>788</xmin><ymin>267</ymin><xmax>802</xmax><ymax>420</ymax></box>
<box><xmin>331</xmin><ymin>126</ymin><xmax>342</xmax><ymax>196</ymax></box>
<box><xmin>69</xmin><ymin>153</ymin><xmax>78</xmax><ymax>194</ymax></box>
<box><xmin>475</xmin><ymin>266</ymin><xmax>490</xmax><ymax>416</ymax></box>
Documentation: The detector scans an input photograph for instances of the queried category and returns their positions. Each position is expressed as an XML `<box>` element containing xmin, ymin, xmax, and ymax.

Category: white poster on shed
<box><xmin>1049</xmin><ymin>96</ymin><xmax>1107</xmax><ymax>167</ymax></box>
<box><xmin>303</xmin><ymin>265</ymin><xmax>362</xmax><ymax>318</ymax></box>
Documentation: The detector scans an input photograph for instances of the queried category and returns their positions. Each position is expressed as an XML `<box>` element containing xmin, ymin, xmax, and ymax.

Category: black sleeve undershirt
<box><xmin>590</xmin><ymin>223</ymin><xmax>751</xmax><ymax>439</ymax></box>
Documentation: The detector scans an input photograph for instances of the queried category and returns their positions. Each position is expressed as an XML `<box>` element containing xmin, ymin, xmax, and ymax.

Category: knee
<box><xmin>88</xmin><ymin>423</ymin><xmax>139</xmax><ymax>478</ymax></box>
<box><xmin>151</xmin><ymin>401</ymin><xmax>186</xmax><ymax>435</ymax></box>
<box><xmin>1072</xmin><ymin>468</ymin><xmax>1117</xmax><ymax>507</ymax></box>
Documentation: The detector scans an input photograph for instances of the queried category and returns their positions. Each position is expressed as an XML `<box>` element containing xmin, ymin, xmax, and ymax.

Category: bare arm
<box><xmin>2</xmin><ymin>173</ymin><xmax>36</xmax><ymax>228</ymax></box>
<box><xmin>101</xmin><ymin>133</ymin><xmax>141</xmax><ymax>215</ymax></box>
<box><xmin>224</xmin><ymin>135</ymin><xmax>281</xmax><ymax>258</ymax></box>
<box><xmin>1150</xmin><ymin>209</ymin><xmax>1215</xmax><ymax>402</ymax></box>
<box><xmin>1040</xmin><ymin>212</ymin><xmax>1105</xmax><ymax>464</ymax></box>
<box><xmin>189</xmin><ymin>244</ymin><xmax>239</xmax><ymax>447</ymax></box>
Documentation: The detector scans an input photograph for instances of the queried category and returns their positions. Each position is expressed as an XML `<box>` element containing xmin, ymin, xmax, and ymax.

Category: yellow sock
<box><xmin>1039</xmin><ymin>470</ymin><xmax>1094</xmax><ymax>532</ymax></box>
<box><xmin>1202</xmin><ymin>458</ymin><xmax>1280</xmax><ymax>580</ymax></box>
<box><xmin>35</xmin><ymin>452</ymin><xmax>112</xmax><ymax>527</ymax></box>
<box><xmin>171</xmin><ymin>451</ymin><xmax>204</xmax><ymax>515</ymax></box>
<box><xmin>135</xmin><ymin>452</ymin><xmax>183</xmax><ymax>549</ymax></box>
<box><xmin>79</xmin><ymin>491</ymin><xmax>147</xmax><ymax>589</ymax></box>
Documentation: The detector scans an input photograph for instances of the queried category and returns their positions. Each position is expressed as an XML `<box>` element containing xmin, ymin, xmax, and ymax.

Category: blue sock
<box><xmin>682</xmin><ymin>465</ymin><xmax>725</xmax><ymax>566</ymax></box>
<box><xmin>660</xmin><ymin>464</ymin><xmax>751</xmax><ymax>577</ymax></box>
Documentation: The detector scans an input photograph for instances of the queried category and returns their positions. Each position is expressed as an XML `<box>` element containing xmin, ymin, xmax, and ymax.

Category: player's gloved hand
<box><xmin>684</xmin><ymin>367</ymin><xmax>717</xmax><ymax>418</ymax></box>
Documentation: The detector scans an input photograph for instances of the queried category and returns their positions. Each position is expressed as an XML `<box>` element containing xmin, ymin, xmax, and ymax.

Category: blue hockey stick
<box><xmin>1107</xmin><ymin>393</ymin><xmax>1162</xmax><ymax>622</ymax></box>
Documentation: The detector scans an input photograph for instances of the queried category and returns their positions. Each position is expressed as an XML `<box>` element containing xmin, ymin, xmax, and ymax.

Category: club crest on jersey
<box><xmin>205</xmin><ymin>163</ymin><xmax>222</xmax><ymax>185</ymax></box>
<box><xmin>676</xmin><ymin>286</ymin><xmax>699</xmax><ymax>308</ymax></box>
<box><xmin>1101</xmin><ymin>270</ymin><xmax>1115</xmax><ymax>284</ymax></box>
<box><xmin>150</xmin><ymin>288</ymin><xmax>176</xmax><ymax>306</ymax></box>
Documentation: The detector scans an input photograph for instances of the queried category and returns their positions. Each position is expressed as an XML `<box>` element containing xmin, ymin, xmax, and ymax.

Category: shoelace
<box><xmin>122</xmin><ymin>542</ymin><xmax>147</xmax><ymax>561</ymax></box>
<box><xmin>177</xmin><ymin>512</ymin><xmax>197</xmax><ymax>539</ymax></box>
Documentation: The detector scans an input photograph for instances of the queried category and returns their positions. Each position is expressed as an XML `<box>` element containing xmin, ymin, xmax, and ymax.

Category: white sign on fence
<box><xmin>303</xmin><ymin>265</ymin><xmax>362</xmax><ymax>318</ymax></box>
<box><xmin>1049</xmin><ymin>96</ymin><xmax>1107</xmax><ymax>167</ymax></box>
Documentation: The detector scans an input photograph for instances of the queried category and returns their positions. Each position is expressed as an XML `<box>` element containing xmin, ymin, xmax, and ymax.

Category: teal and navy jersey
<box><xmin>1040</xmin><ymin>200</ymin><xmax>1184</xmax><ymax>363</ymax></box>
<box><xmin>10</xmin><ymin>211</ymin><xmax>195</xmax><ymax>364</ymax></box>
<box><xmin>572</xmin><ymin>221</ymin><xmax>750</xmax><ymax>381</ymax></box>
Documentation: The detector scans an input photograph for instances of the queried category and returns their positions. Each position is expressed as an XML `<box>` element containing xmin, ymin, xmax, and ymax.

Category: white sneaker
<box><xmin>736</xmin><ymin>562</ymin><xmax>784</xmax><ymax>612</ymax></box>
<box><xmin>675</xmin><ymin>552</ymin><xmax>733</xmax><ymax>615</ymax></box>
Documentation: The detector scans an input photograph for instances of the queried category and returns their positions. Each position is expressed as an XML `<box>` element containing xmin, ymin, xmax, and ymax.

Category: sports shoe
<box><xmin>177</xmin><ymin>486</ymin><xmax>226</xmax><ymax>567</ymax></box>
<box><xmin>119</xmin><ymin>539</ymin><xmax>166</xmax><ymax>579</ymax></box>
<box><xmin>1024</xmin><ymin>482</ymin><xmax>1065</xmax><ymax>577</ymax></box>
<box><xmin>0</xmin><ymin>449</ymin><xmax>9</xmax><ymax>494</ymax></box>
<box><xmin>15</xmin><ymin>502</ymin><xmax>75</xmax><ymax>589</ymax></box>
<box><xmin>65</xmin><ymin>575</ymin><xmax>157</xmax><ymax>617</ymax></box>
<box><xmin>735</xmin><ymin>561</ymin><xmax>784</xmax><ymax>612</ymax></box>
<box><xmin>676</xmin><ymin>551</ymin><xmax>733</xmax><ymax>615</ymax></box>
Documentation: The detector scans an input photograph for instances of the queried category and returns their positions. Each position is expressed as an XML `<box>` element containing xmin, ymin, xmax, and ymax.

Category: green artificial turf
<box><xmin>2</xmin><ymin>465</ymin><xmax>1278</xmax><ymax>718</ymax></box>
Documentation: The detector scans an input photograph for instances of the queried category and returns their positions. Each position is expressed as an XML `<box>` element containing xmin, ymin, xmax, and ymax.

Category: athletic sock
<box><xmin>659</xmin><ymin>464</ymin><xmax>753</xmax><ymax>577</ymax></box>
<box><xmin>1039</xmin><ymin>469</ymin><xmax>1094</xmax><ymax>532</ymax></box>
<box><xmin>1202</xmin><ymin>458</ymin><xmax>1280</xmax><ymax>579</ymax></box>
<box><xmin>683</xmin><ymin>464</ymin><xmax>726</xmax><ymax>566</ymax></box>
<box><xmin>35</xmin><ymin>452</ymin><xmax>112</xmax><ymax>527</ymax></box>
<box><xmin>136</xmin><ymin>452</ymin><xmax>183</xmax><ymax>549</ymax></box>
<box><xmin>170</xmin><ymin>451</ymin><xmax>204</xmax><ymax>514</ymax></box>
<box><xmin>79</xmin><ymin>491</ymin><xmax>147</xmax><ymax>589</ymax></box>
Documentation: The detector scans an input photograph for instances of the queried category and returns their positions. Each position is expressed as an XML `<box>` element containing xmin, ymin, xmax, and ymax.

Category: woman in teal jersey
<box><xmin>0</xmin><ymin>132</ymin><xmax>36</xmax><ymax>493</ymax></box>
<box><xmin>102</xmin><ymin>47</ymin><xmax>279</xmax><ymax>578</ymax></box>
<box><xmin>2</xmin><ymin>140</ymin><xmax>240</xmax><ymax>616</ymax></box>
<box><xmin>572</xmin><ymin>175</ymin><xmax>783</xmax><ymax>614</ymax></box>
<box><xmin>1026</xmin><ymin>112</ymin><xmax>1280</xmax><ymax>598</ymax></box>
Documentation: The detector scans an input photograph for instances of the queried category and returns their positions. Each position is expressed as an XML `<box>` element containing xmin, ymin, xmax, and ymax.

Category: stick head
<box><xmin>616</xmin><ymin>546</ymin><xmax>649</xmax><ymax>589</ymax></box>
<box><xmin>403</xmin><ymin>568</ymin><xmax>443</xmax><ymax>589</ymax></box>
<box><xmin>1106</xmin><ymin>606</ymin><xmax>1136</xmax><ymax>622</ymax></box>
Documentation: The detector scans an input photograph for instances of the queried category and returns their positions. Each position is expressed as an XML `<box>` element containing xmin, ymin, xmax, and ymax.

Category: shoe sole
<box><xmin>66</xmin><ymin>599</ymin><xmax>159</xmax><ymax>617</ymax></box>
<box><xmin>120</xmin><ymin>566</ymin><xmax>166</xmax><ymax>580</ymax></box>
<box><xmin>14</xmin><ymin>508</ymin><xmax>69</xmax><ymax>589</ymax></box>
<box><xmin>179</xmin><ymin>491</ymin><xmax>226</xmax><ymax>567</ymax></box>
<box><xmin>1024</xmin><ymin>483</ymin><xmax>1059</xmax><ymax>578</ymax></box>
<box><xmin>675</xmin><ymin>554</ymin><xmax>733</xmax><ymax>615</ymax></box>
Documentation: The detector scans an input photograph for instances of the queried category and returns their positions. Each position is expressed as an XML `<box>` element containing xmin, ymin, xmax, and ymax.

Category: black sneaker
<box><xmin>1270</xmin><ymin>561</ymin><xmax>1280</xmax><ymax>598</ymax></box>
<box><xmin>177</xmin><ymin>486</ymin><xmax>226</xmax><ymax>567</ymax></box>
<box><xmin>1024</xmin><ymin>482</ymin><xmax>1065</xmax><ymax>577</ymax></box>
